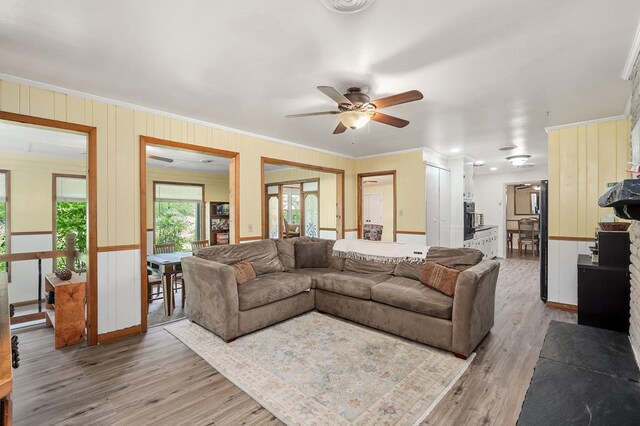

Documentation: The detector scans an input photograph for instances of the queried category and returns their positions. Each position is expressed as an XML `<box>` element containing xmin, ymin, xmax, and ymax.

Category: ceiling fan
<box><xmin>146</xmin><ymin>154</ymin><xmax>215</xmax><ymax>164</ymax></box>
<box><xmin>286</xmin><ymin>86</ymin><xmax>423</xmax><ymax>134</ymax></box>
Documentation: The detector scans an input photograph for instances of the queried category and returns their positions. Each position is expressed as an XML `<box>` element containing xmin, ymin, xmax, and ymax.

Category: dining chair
<box><xmin>282</xmin><ymin>218</ymin><xmax>301</xmax><ymax>239</ymax></box>
<box><xmin>518</xmin><ymin>219</ymin><xmax>537</xmax><ymax>255</ymax></box>
<box><xmin>154</xmin><ymin>243</ymin><xmax>176</xmax><ymax>254</ymax></box>
<box><xmin>151</xmin><ymin>243</ymin><xmax>182</xmax><ymax>308</ymax></box>
<box><xmin>191</xmin><ymin>240</ymin><xmax>209</xmax><ymax>252</ymax></box>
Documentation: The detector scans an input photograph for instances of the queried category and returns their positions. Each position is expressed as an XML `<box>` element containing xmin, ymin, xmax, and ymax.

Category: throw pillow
<box><xmin>419</xmin><ymin>262</ymin><xmax>460</xmax><ymax>297</ymax></box>
<box><xmin>295</xmin><ymin>241</ymin><xmax>327</xmax><ymax>268</ymax></box>
<box><xmin>232</xmin><ymin>260</ymin><xmax>256</xmax><ymax>285</ymax></box>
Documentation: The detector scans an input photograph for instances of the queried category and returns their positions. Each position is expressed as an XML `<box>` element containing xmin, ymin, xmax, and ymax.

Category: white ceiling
<box><xmin>146</xmin><ymin>145</ymin><xmax>229</xmax><ymax>173</ymax></box>
<box><xmin>0</xmin><ymin>0</ymin><xmax>638</xmax><ymax>172</ymax></box>
<box><xmin>0</xmin><ymin>120</ymin><xmax>86</xmax><ymax>159</ymax></box>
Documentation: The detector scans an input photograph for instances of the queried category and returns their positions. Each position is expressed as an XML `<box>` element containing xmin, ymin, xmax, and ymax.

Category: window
<box><xmin>0</xmin><ymin>171</ymin><xmax>8</xmax><ymax>273</ymax></box>
<box><xmin>54</xmin><ymin>175</ymin><xmax>87</xmax><ymax>270</ymax></box>
<box><xmin>154</xmin><ymin>182</ymin><xmax>204</xmax><ymax>251</ymax></box>
<box><xmin>282</xmin><ymin>186</ymin><xmax>301</xmax><ymax>225</ymax></box>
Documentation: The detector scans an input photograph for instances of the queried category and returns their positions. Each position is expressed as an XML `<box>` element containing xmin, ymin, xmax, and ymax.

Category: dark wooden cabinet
<box><xmin>577</xmin><ymin>254</ymin><xmax>630</xmax><ymax>333</ymax></box>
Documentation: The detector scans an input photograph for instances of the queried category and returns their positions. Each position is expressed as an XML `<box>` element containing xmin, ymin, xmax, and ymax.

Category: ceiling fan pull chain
<box><xmin>352</xmin><ymin>130</ymin><xmax>356</xmax><ymax>145</ymax></box>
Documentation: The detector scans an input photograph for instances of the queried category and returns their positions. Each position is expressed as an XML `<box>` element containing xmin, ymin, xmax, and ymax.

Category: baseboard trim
<box><xmin>98</xmin><ymin>324</ymin><xmax>143</xmax><ymax>344</ymax></box>
<box><xmin>546</xmin><ymin>301</ymin><xmax>577</xmax><ymax>312</ymax></box>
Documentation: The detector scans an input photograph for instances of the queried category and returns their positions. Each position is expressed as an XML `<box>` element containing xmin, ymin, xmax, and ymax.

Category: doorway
<box><xmin>139</xmin><ymin>136</ymin><xmax>239</xmax><ymax>331</ymax></box>
<box><xmin>505</xmin><ymin>181</ymin><xmax>542</xmax><ymax>259</ymax></box>
<box><xmin>0</xmin><ymin>112</ymin><xmax>98</xmax><ymax>344</ymax></box>
<box><xmin>357</xmin><ymin>171</ymin><xmax>396</xmax><ymax>242</ymax></box>
<box><xmin>261</xmin><ymin>157</ymin><xmax>344</xmax><ymax>240</ymax></box>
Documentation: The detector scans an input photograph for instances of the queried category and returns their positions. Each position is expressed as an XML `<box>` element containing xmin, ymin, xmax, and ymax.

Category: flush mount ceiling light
<box><xmin>339</xmin><ymin>111</ymin><xmax>372</xmax><ymax>130</ymax></box>
<box><xmin>320</xmin><ymin>0</ymin><xmax>376</xmax><ymax>13</ymax></box>
<box><xmin>506</xmin><ymin>154</ymin><xmax>531</xmax><ymax>166</ymax></box>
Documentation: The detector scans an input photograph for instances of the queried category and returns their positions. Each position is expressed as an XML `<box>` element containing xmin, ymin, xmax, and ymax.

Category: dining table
<box><xmin>147</xmin><ymin>251</ymin><xmax>192</xmax><ymax>316</ymax></box>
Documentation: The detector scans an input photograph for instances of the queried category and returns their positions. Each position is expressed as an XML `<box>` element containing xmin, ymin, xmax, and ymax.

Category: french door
<box><xmin>265</xmin><ymin>179</ymin><xmax>319</xmax><ymax>239</ymax></box>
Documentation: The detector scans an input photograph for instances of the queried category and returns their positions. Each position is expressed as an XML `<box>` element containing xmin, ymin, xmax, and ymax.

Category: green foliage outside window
<box><xmin>155</xmin><ymin>201</ymin><xmax>200</xmax><ymax>252</ymax></box>
<box><xmin>55</xmin><ymin>201</ymin><xmax>87</xmax><ymax>269</ymax></box>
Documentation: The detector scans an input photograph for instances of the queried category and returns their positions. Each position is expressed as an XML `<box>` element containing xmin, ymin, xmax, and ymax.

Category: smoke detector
<box><xmin>320</xmin><ymin>0</ymin><xmax>376</xmax><ymax>13</ymax></box>
<box><xmin>499</xmin><ymin>145</ymin><xmax>517</xmax><ymax>151</ymax></box>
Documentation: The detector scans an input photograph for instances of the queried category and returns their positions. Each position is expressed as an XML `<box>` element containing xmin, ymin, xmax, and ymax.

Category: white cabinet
<box><xmin>426</xmin><ymin>165</ymin><xmax>451</xmax><ymax>246</ymax></box>
<box><xmin>463</xmin><ymin>162</ymin><xmax>474</xmax><ymax>201</ymax></box>
<box><xmin>463</xmin><ymin>226</ymin><xmax>498</xmax><ymax>258</ymax></box>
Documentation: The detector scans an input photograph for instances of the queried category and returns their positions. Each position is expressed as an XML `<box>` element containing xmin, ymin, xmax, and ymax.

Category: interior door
<box><xmin>438</xmin><ymin>168</ymin><xmax>451</xmax><ymax>247</ymax></box>
<box><xmin>426</xmin><ymin>165</ymin><xmax>441</xmax><ymax>246</ymax></box>
<box><xmin>363</xmin><ymin>194</ymin><xmax>383</xmax><ymax>225</ymax></box>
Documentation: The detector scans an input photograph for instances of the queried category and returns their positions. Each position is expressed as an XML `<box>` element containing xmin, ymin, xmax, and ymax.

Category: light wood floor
<box><xmin>13</xmin><ymin>258</ymin><xmax>574</xmax><ymax>425</ymax></box>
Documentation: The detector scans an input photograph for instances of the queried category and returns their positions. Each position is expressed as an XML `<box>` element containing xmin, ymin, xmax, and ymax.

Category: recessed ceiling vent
<box><xmin>499</xmin><ymin>145</ymin><xmax>517</xmax><ymax>151</ymax></box>
<box><xmin>320</xmin><ymin>0</ymin><xmax>376</xmax><ymax>13</ymax></box>
<box><xmin>518</xmin><ymin>163</ymin><xmax>536</xmax><ymax>169</ymax></box>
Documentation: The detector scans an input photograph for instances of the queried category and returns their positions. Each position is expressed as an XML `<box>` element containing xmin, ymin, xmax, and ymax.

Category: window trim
<box><xmin>52</xmin><ymin>173</ymin><xmax>87</xmax><ymax>269</ymax></box>
<box><xmin>0</xmin><ymin>170</ymin><xmax>10</xmax><ymax>277</ymax></box>
<box><xmin>152</xmin><ymin>181</ymin><xmax>206</xmax><ymax>249</ymax></box>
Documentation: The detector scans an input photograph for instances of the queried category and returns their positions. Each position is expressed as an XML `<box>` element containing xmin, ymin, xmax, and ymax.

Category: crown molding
<box><xmin>0</xmin><ymin>73</ymin><xmax>357</xmax><ymax>160</ymax></box>
<box><xmin>622</xmin><ymin>21</ymin><xmax>640</xmax><ymax>80</ymax></box>
<box><xmin>544</xmin><ymin>115</ymin><xmax>628</xmax><ymax>133</ymax></box>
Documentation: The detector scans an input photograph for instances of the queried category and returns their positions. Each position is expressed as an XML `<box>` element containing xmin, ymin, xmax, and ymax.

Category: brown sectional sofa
<box><xmin>182</xmin><ymin>238</ymin><xmax>500</xmax><ymax>358</ymax></box>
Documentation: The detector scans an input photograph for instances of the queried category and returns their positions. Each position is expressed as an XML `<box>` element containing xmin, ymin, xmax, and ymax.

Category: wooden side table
<box><xmin>44</xmin><ymin>273</ymin><xmax>86</xmax><ymax>349</ymax></box>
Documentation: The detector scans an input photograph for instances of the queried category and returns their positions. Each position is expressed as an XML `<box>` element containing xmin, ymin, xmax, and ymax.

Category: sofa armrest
<box><xmin>451</xmin><ymin>260</ymin><xmax>500</xmax><ymax>357</ymax></box>
<box><xmin>182</xmin><ymin>256</ymin><xmax>239</xmax><ymax>341</ymax></box>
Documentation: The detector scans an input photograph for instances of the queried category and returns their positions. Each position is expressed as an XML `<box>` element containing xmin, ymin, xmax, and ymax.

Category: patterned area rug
<box><xmin>166</xmin><ymin>312</ymin><xmax>473</xmax><ymax>425</ymax></box>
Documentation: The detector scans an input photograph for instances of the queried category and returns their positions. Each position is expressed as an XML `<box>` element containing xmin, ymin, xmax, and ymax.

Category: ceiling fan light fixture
<box><xmin>339</xmin><ymin>111</ymin><xmax>371</xmax><ymax>130</ymax></box>
<box><xmin>505</xmin><ymin>154</ymin><xmax>531</xmax><ymax>167</ymax></box>
<box><xmin>320</xmin><ymin>0</ymin><xmax>375</xmax><ymax>14</ymax></box>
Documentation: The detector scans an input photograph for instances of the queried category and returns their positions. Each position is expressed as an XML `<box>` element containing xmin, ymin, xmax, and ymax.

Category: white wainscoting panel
<box><xmin>397</xmin><ymin>233</ymin><xmax>427</xmax><ymax>245</ymax></box>
<box><xmin>97</xmin><ymin>249</ymin><xmax>141</xmax><ymax>334</ymax></box>
<box><xmin>9</xmin><ymin>234</ymin><xmax>53</xmax><ymax>303</ymax></box>
<box><xmin>547</xmin><ymin>240</ymin><xmax>591</xmax><ymax>305</ymax></box>
<box><xmin>319</xmin><ymin>230</ymin><xmax>337</xmax><ymax>240</ymax></box>
<box><xmin>345</xmin><ymin>231</ymin><xmax>357</xmax><ymax>240</ymax></box>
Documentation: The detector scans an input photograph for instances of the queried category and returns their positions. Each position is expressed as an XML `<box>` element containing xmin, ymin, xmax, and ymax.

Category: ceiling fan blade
<box><xmin>146</xmin><ymin>154</ymin><xmax>174</xmax><ymax>163</ymax></box>
<box><xmin>333</xmin><ymin>122</ymin><xmax>348</xmax><ymax>134</ymax></box>
<box><xmin>371</xmin><ymin>112</ymin><xmax>410</xmax><ymax>128</ymax></box>
<box><xmin>370</xmin><ymin>90</ymin><xmax>423</xmax><ymax>109</ymax></box>
<box><xmin>285</xmin><ymin>111</ymin><xmax>340</xmax><ymax>118</ymax></box>
<box><xmin>317</xmin><ymin>86</ymin><xmax>353</xmax><ymax>106</ymax></box>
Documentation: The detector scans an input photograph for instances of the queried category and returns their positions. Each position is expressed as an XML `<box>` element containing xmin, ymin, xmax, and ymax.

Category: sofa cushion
<box><xmin>316</xmin><ymin>272</ymin><xmax>390</xmax><ymax>300</ymax></box>
<box><xmin>286</xmin><ymin>268</ymin><xmax>340</xmax><ymax>288</ymax></box>
<box><xmin>325</xmin><ymin>239</ymin><xmax>345</xmax><ymax>271</ymax></box>
<box><xmin>195</xmin><ymin>239</ymin><xmax>284</xmax><ymax>275</ymax></box>
<box><xmin>232</xmin><ymin>260</ymin><xmax>256</xmax><ymax>285</ymax></box>
<box><xmin>344</xmin><ymin>258</ymin><xmax>396</xmax><ymax>275</ymax></box>
<box><xmin>275</xmin><ymin>239</ymin><xmax>295</xmax><ymax>271</ymax></box>
<box><xmin>238</xmin><ymin>272</ymin><xmax>312</xmax><ymax>311</ymax></box>
<box><xmin>371</xmin><ymin>276</ymin><xmax>453</xmax><ymax>320</ymax></box>
<box><xmin>295</xmin><ymin>241</ymin><xmax>327</xmax><ymax>268</ymax></box>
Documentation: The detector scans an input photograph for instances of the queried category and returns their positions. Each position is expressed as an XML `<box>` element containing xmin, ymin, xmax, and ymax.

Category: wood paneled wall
<box><xmin>548</xmin><ymin>118</ymin><xmax>630</xmax><ymax>238</ymax></box>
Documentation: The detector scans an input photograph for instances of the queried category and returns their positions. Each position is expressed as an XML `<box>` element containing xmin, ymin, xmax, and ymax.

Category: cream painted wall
<box><xmin>146</xmin><ymin>167</ymin><xmax>229</xmax><ymax>242</ymax></box>
<box><xmin>548</xmin><ymin>118</ymin><xmax>630</xmax><ymax>238</ymax></box>
<box><xmin>264</xmin><ymin>168</ymin><xmax>337</xmax><ymax>229</ymax></box>
<box><xmin>356</xmin><ymin>150</ymin><xmax>425</xmax><ymax>233</ymax></box>
<box><xmin>362</xmin><ymin>180</ymin><xmax>394</xmax><ymax>242</ymax></box>
<box><xmin>0</xmin><ymin>152</ymin><xmax>86</xmax><ymax>233</ymax></box>
<box><xmin>0</xmin><ymin>80</ymin><xmax>358</xmax><ymax>245</ymax></box>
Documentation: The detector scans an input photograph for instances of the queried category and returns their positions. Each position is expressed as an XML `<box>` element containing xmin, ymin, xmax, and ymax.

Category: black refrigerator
<box><xmin>539</xmin><ymin>180</ymin><xmax>548</xmax><ymax>302</ymax></box>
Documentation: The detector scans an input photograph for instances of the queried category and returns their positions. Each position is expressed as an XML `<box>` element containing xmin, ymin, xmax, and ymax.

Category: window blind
<box><xmin>155</xmin><ymin>183</ymin><xmax>203</xmax><ymax>202</ymax></box>
<box><xmin>56</xmin><ymin>177</ymin><xmax>87</xmax><ymax>202</ymax></box>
